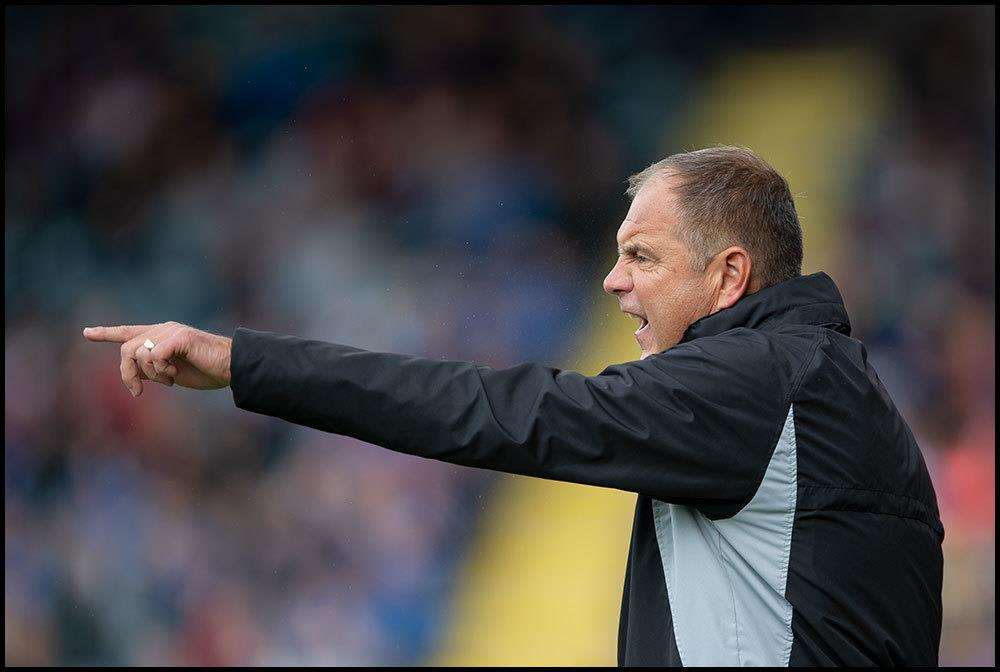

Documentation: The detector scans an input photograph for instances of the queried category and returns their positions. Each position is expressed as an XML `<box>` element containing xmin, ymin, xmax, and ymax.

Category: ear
<box><xmin>712</xmin><ymin>246</ymin><xmax>752</xmax><ymax>312</ymax></box>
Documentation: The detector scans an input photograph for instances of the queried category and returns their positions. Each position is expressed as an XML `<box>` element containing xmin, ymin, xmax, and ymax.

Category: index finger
<box><xmin>83</xmin><ymin>325</ymin><xmax>156</xmax><ymax>343</ymax></box>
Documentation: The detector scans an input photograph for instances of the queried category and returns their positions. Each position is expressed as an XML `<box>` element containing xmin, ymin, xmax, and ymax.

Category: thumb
<box><xmin>149</xmin><ymin>333</ymin><xmax>190</xmax><ymax>371</ymax></box>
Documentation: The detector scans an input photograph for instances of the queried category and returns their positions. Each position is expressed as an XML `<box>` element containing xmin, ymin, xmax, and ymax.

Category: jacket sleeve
<box><xmin>229</xmin><ymin>326</ymin><xmax>792</xmax><ymax>517</ymax></box>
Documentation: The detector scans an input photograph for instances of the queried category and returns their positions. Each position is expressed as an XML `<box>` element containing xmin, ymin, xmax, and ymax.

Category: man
<box><xmin>83</xmin><ymin>147</ymin><xmax>943</xmax><ymax>666</ymax></box>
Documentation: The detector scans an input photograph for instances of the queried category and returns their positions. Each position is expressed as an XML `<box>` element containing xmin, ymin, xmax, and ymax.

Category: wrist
<box><xmin>222</xmin><ymin>335</ymin><xmax>233</xmax><ymax>386</ymax></box>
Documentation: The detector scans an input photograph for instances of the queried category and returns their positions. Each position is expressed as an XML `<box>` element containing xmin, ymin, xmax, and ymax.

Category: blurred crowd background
<box><xmin>5</xmin><ymin>6</ymin><xmax>994</xmax><ymax>666</ymax></box>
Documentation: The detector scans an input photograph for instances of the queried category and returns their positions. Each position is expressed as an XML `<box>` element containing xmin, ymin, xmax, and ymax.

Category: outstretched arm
<box><xmin>228</xmin><ymin>327</ymin><xmax>788</xmax><ymax>514</ymax></box>
<box><xmin>83</xmin><ymin>322</ymin><xmax>787</xmax><ymax>515</ymax></box>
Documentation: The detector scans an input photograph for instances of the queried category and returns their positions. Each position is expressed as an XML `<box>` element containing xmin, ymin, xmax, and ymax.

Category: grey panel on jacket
<box><xmin>653</xmin><ymin>405</ymin><xmax>797</xmax><ymax>666</ymax></box>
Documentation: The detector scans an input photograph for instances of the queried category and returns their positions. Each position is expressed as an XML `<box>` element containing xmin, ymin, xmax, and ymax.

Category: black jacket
<box><xmin>230</xmin><ymin>271</ymin><xmax>943</xmax><ymax>666</ymax></box>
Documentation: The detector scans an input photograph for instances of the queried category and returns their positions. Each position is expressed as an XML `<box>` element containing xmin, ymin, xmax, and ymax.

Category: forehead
<box><xmin>617</xmin><ymin>174</ymin><xmax>683</xmax><ymax>247</ymax></box>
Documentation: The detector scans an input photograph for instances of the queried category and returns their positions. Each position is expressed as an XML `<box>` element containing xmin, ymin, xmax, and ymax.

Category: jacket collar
<box><xmin>680</xmin><ymin>271</ymin><xmax>851</xmax><ymax>343</ymax></box>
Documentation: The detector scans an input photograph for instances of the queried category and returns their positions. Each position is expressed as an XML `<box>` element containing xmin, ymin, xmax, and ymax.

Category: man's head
<box><xmin>603</xmin><ymin>146</ymin><xmax>803</xmax><ymax>358</ymax></box>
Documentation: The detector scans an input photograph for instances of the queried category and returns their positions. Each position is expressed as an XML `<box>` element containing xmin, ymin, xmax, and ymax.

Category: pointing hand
<box><xmin>83</xmin><ymin>322</ymin><xmax>232</xmax><ymax>397</ymax></box>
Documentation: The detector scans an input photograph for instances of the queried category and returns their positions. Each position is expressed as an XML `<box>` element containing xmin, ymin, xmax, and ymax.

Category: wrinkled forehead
<box><xmin>617</xmin><ymin>174</ymin><xmax>683</xmax><ymax>247</ymax></box>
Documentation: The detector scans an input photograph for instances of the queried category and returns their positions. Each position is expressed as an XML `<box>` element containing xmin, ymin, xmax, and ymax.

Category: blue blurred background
<box><xmin>5</xmin><ymin>6</ymin><xmax>994</xmax><ymax>666</ymax></box>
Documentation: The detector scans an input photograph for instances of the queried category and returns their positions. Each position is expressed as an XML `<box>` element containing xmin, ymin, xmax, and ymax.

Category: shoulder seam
<box><xmin>786</xmin><ymin>330</ymin><xmax>824</xmax><ymax>404</ymax></box>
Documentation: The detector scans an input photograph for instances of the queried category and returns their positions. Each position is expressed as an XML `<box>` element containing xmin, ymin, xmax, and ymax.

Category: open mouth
<box><xmin>626</xmin><ymin>312</ymin><xmax>649</xmax><ymax>336</ymax></box>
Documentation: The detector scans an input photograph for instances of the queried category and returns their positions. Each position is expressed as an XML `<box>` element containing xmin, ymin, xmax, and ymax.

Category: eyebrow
<box><xmin>618</xmin><ymin>241</ymin><xmax>656</xmax><ymax>257</ymax></box>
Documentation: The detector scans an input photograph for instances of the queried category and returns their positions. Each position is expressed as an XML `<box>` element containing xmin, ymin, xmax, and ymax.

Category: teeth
<box><xmin>628</xmin><ymin>314</ymin><xmax>648</xmax><ymax>334</ymax></box>
<box><xmin>623</xmin><ymin>311</ymin><xmax>648</xmax><ymax>333</ymax></box>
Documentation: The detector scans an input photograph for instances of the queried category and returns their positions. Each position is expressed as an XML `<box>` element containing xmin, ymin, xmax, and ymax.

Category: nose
<box><xmin>603</xmin><ymin>257</ymin><xmax>632</xmax><ymax>296</ymax></box>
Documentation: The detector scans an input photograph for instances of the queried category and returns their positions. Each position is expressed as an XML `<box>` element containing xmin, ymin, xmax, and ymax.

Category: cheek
<box><xmin>641</xmin><ymin>281</ymin><xmax>682</xmax><ymax>324</ymax></box>
<box><xmin>644</xmin><ymin>276</ymin><xmax>706</xmax><ymax>336</ymax></box>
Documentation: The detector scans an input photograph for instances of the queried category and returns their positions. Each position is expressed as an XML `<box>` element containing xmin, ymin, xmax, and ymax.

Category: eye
<box><xmin>635</xmin><ymin>254</ymin><xmax>649</xmax><ymax>263</ymax></box>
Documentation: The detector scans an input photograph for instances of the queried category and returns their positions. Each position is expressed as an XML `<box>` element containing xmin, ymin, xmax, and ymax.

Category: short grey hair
<box><xmin>626</xmin><ymin>146</ymin><xmax>803</xmax><ymax>289</ymax></box>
